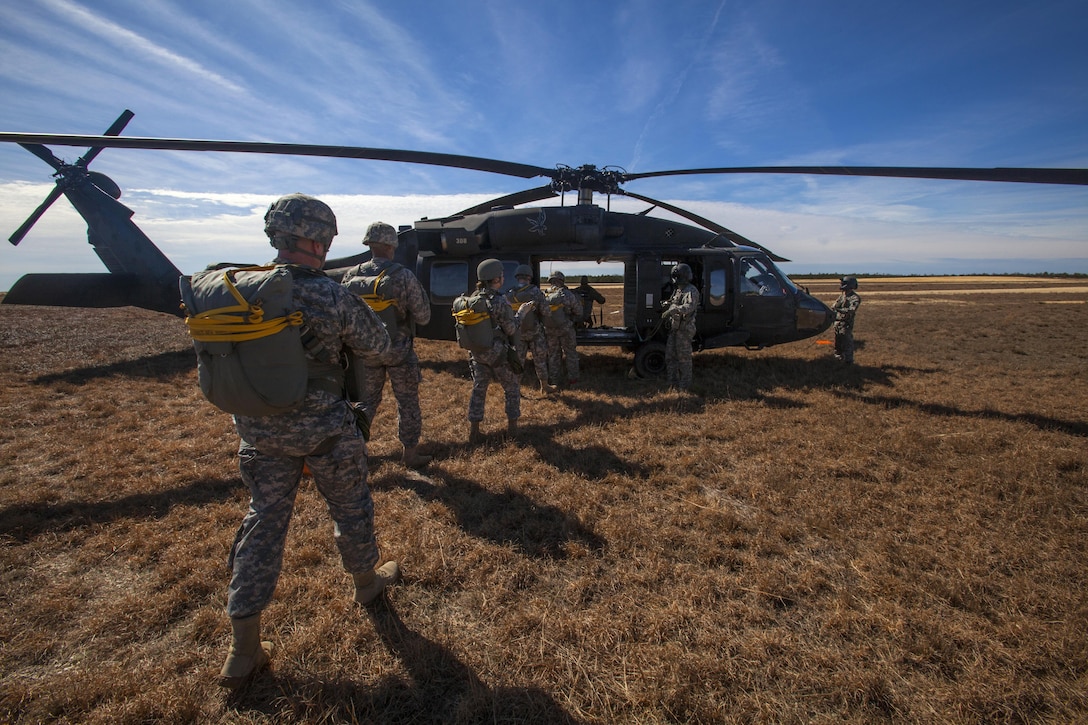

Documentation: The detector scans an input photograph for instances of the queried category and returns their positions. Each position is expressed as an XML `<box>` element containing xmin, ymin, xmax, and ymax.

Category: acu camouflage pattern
<box><xmin>467</xmin><ymin>287</ymin><xmax>521</xmax><ymax>422</ymax></box>
<box><xmin>507</xmin><ymin>282</ymin><xmax>552</xmax><ymax>388</ymax></box>
<box><xmin>662</xmin><ymin>282</ymin><xmax>700</xmax><ymax>389</ymax></box>
<box><xmin>225</xmin><ymin>266</ymin><xmax>391</xmax><ymax>619</ymax></box>
<box><xmin>544</xmin><ymin>284</ymin><xmax>582</xmax><ymax>384</ymax></box>
<box><xmin>263</xmin><ymin>194</ymin><xmax>338</xmax><ymax>247</ymax></box>
<box><xmin>341</xmin><ymin>257</ymin><xmax>432</xmax><ymax>447</ymax></box>
<box><xmin>832</xmin><ymin>289</ymin><xmax>861</xmax><ymax>363</ymax></box>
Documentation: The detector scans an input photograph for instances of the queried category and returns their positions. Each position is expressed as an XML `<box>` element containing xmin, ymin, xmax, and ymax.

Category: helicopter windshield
<box><xmin>739</xmin><ymin>257</ymin><xmax>791</xmax><ymax>296</ymax></box>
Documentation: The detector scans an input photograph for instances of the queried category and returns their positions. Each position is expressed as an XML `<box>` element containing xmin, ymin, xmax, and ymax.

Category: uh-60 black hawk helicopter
<box><xmin>4</xmin><ymin>111</ymin><xmax>1086</xmax><ymax>377</ymax></box>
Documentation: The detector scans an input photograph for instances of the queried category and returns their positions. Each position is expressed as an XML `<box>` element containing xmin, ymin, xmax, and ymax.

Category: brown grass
<box><xmin>1</xmin><ymin>280</ymin><xmax>1086</xmax><ymax>724</ymax></box>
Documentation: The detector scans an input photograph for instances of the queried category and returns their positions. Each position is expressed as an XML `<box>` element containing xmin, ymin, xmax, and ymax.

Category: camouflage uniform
<box><xmin>544</xmin><ymin>278</ymin><xmax>583</xmax><ymax>385</ymax></box>
<box><xmin>662</xmin><ymin>282</ymin><xmax>700</xmax><ymax>389</ymax></box>
<box><xmin>227</xmin><ymin>268</ymin><xmax>391</xmax><ymax>619</ymax></box>
<box><xmin>833</xmin><ymin>289</ymin><xmax>861</xmax><ymax>364</ymax></box>
<box><xmin>507</xmin><ymin>281</ymin><xmax>552</xmax><ymax>388</ymax></box>
<box><xmin>467</xmin><ymin>287</ymin><xmax>521</xmax><ymax>423</ymax></box>
<box><xmin>342</xmin><ymin>257</ymin><xmax>431</xmax><ymax>448</ymax></box>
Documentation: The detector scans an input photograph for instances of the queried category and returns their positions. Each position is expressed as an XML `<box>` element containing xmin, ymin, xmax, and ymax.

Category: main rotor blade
<box><xmin>625</xmin><ymin>166</ymin><xmax>1088</xmax><ymax>186</ymax></box>
<box><xmin>455</xmin><ymin>185</ymin><xmax>558</xmax><ymax>216</ymax></box>
<box><xmin>620</xmin><ymin>189</ymin><xmax>789</xmax><ymax>262</ymax></box>
<box><xmin>0</xmin><ymin>133</ymin><xmax>555</xmax><ymax>180</ymax></box>
<box><xmin>18</xmin><ymin>143</ymin><xmax>65</xmax><ymax>171</ymax></box>
<box><xmin>9</xmin><ymin>185</ymin><xmax>64</xmax><ymax>246</ymax></box>
<box><xmin>77</xmin><ymin>109</ymin><xmax>135</xmax><ymax>168</ymax></box>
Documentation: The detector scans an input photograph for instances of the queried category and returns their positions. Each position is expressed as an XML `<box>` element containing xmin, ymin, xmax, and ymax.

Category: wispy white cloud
<box><xmin>42</xmin><ymin>0</ymin><xmax>246</xmax><ymax>95</ymax></box>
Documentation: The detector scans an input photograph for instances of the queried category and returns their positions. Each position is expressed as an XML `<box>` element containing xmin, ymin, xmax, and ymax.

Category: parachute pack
<box><xmin>509</xmin><ymin>285</ymin><xmax>542</xmax><ymax>335</ymax></box>
<box><xmin>180</xmin><ymin>264</ymin><xmax>340</xmax><ymax>417</ymax></box>
<box><xmin>452</xmin><ymin>290</ymin><xmax>494</xmax><ymax>352</ymax></box>
<box><xmin>356</xmin><ymin>262</ymin><xmax>402</xmax><ymax>337</ymax></box>
<box><xmin>544</xmin><ymin>288</ymin><xmax>568</xmax><ymax>328</ymax></box>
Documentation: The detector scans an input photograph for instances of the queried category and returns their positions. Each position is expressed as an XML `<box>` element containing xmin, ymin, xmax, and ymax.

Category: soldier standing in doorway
<box><xmin>661</xmin><ymin>263</ymin><xmax>700</xmax><ymax>390</ymax></box>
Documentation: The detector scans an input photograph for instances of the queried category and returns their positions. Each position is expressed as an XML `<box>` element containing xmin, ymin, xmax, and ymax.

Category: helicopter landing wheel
<box><xmin>633</xmin><ymin>341</ymin><xmax>667</xmax><ymax>378</ymax></box>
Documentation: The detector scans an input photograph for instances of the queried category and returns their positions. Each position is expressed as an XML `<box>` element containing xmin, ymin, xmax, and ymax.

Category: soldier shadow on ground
<box><xmin>831</xmin><ymin>389</ymin><xmax>1088</xmax><ymax>438</ymax></box>
<box><xmin>0</xmin><ymin>477</ymin><xmax>241</xmax><ymax>543</ymax></box>
<box><xmin>31</xmin><ymin>348</ymin><xmax>195</xmax><ymax>385</ymax></box>
<box><xmin>227</xmin><ymin>602</ymin><xmax>582</xmax><ymax>724</ymax></box>
<box><xmin>373</xmin><ymin>467</ymin><xmax>605</xmax><ymax>559</ymax></box>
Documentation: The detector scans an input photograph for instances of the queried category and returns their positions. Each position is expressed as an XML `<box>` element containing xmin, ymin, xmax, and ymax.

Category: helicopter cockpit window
<box><xmin>739</xmin><ymin>258</ymin><xmax>785</xmax><ymax>297</ymax></box>
<box><xmin>430</xmin><ymin>261</ymin><xmax>469</xmax><ymax>299</ymax></box>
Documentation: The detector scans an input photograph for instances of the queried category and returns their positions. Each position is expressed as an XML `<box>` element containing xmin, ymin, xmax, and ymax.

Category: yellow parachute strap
<box><xmin>549</xmin><ymin>304</ymin><xmax>562</xmax><ymax>313</ymax></box>
<box><xmin>452</xmin><ymin>308</ymin><xmax>491</xmax><ymax>327</ymax></box>
<box><xmin>360</xmin><ymin>268</ymin><xmax>399</xmax><ymax>313</ymax></box>
<box><xmin>186</xmin><ymin>265</ymin><xmax>304</xmax><ymax>342</ymax></box>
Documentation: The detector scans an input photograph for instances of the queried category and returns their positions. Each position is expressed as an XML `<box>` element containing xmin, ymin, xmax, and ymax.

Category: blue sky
<box><xmin>1</xmin><ymin>0</ymin><xmax>1086</xmax><ymax>290</ymax></box>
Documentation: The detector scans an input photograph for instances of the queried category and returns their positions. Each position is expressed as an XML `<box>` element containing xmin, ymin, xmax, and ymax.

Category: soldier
<box><xmin>217</xmin><ymin>194</ymin><xmax>398</xmax><ymax>689</ymax></box>
<box><xmin>575</xmin><ymin>275</ymin><xmax>606</xmax><ymax>328</ymax></box>
<box><xmin>543</xmin><ymin>271</ymin><xmax>583</xmax><ymax>387</ymax></box>
<box><xmin>661</xmin><ymin>263</ymin><xmax>700</xmax><ymax>390</ymax></box>
<box><xmin>832</xmin><ymin>276</ymin><xmax>861</xmax><ymax>364</ymax></box>
<box><xmin>507</xmin><ymin>264</ymin><xmax>557</xmax><ymax>396</ymax></box>
<box><xmin>342</xmin><ymin>222</ymin><xmax>433</xmax><ymax>468</ymax></box>
<box><xmin>466</xmin><ymin>259</ymin><xmax>521</xmax><ymax>442</ymax></box>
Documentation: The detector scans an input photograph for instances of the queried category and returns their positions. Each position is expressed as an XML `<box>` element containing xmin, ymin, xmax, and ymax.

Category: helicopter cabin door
<box><xmin>634</xmin><ymin>254</ymin><xmax>663</xmax><ymax>332</ymax></box>
<box><xmin>735</xmin><ymin>255</ymin><xmax>796</xmax><ymax>336</ymax></box>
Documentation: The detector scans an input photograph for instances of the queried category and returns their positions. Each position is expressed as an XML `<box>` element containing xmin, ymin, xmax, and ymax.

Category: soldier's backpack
<box><xmin>544</xmin><ymin>288</ymin><xmax>568</xmax><ymax>329</ymax></box>
<box><xmin>355</xmin><ymin>263</ymin><xmax>403</xmax><ymax>338</ymax></box>
<box><xmin>180</xmin><ymin>264</ymin><xmax>340</xmax><ymax>417</ymax></box>
<box><xmin>452</xmin><ymin>290</ymin><xmax>494</xmax><ymax>352</ymax></box>
<box><xmin>508</xmin><ymin>285</ymin><xmax>541</xmax><ymax>336</ymax></box>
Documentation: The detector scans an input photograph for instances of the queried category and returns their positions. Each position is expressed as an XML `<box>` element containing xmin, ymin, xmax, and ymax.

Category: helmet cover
<box><xmin>264</xmin><ymin>193</ymin><xmax>338</xmax><ymax>248</ymax></box>
<box><xmin>363</xmin><ymin>221</ymin><xmax>398</xmax><ymax>249</ymax></box>
<box><xmin>477</xmin><ymin>258</ymin><xmax>504</xmax><ymax>282</ymax></box>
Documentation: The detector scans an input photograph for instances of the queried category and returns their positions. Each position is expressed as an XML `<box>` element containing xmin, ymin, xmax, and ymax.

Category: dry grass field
<box><xmin>1</xmin><ymin>277</ymin><xmax>1086</xmax><ymax>724</ymax></box>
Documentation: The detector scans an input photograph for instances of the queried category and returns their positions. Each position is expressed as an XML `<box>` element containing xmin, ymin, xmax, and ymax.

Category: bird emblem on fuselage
<box><xmin>528</xmin><ymin>209</ymin><xmax>547</xmax><ymax>236</ymax></box>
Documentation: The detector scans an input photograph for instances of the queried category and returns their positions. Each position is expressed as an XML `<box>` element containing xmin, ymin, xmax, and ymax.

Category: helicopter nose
<box><xmin>796</xmin><ymin>292</ymin><xmax>833</xmax><ymax>335</ymax></box>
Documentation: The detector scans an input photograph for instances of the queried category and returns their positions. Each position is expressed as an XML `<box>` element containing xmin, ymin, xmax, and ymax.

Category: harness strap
<box><xmin>185</xmin><ymin>265</ymin><xmax>304</xmax><ymax>342</ymax></box>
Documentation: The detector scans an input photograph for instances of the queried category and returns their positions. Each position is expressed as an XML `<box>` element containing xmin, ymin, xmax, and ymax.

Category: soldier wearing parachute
<box><xmin>181</xmin><ymin>193</ymin><xmax>399</xmax><ymax>689</ymax></box>
<box><xmin>342</xmin><ymin>221</ymin><xmax>433</xmax><ymax>468</ymax></box>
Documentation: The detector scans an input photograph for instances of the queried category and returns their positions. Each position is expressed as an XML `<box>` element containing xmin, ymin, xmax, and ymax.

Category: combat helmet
<box><xmin>264</xmin><ymin>193</ymin><xmax>338</xmax><ymax>250</ymax></box>
<box><xmin>514</xmin><ymin>264</ymin><xmax>533</xmax><ymax>280</ymax></box>
<box><xmin>548</xmin><ymin>271</ymin><xmax>566</xmax><ymax>285</ymax></box>
<box><xmin>363</xmin><ymin>221</ymin><xmax>398</xmax><ymax>249</ymax></box>
<box><xmin>477</xmin><ymin>258</ymin><xmax>504</xmax><ymax>282</ymax></box>
<box><xmin>840</xmin><ymin>276</ymin><xmax>858</xmax><ymax>291</ymax></box>
<box><xmin>671</xmin><ymin>263</ymin><xmax>693</xmax><ymax>284</ymax></box>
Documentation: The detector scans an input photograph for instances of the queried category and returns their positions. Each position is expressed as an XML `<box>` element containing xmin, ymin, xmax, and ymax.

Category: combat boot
<box><xmin>469</xmin><ymin>421</ymin><xmax>483</xmax><ymax>444</ymax></box>
<box><xmin>218</xmin><ymin>612</ymin><xmax>272</xmax><ymax>689</ymax></box>
<box><xmin>353</xmin><ymin>561</ymin><xmax>401</xmax><ymax>606</ymax></box>
<box><xmin>402</xmin><ymin>445</ymin><xmax>432</xmax><ymax>469</ymax></box>
<box><xmin>540</xmin><ymin>382</ymin><xmax>558</xmax><ymax>396</ymax></box>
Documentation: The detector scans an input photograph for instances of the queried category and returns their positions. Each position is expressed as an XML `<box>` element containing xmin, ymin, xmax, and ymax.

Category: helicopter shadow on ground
<box><xmin>228</xmin><ymin>601</ymin><xmax>581</xmax><ymax>724</ymax></box>
<box><xmin>831</xmin><ymin>389</ymin><xmax>1088</xmax><ymax>438</ymax></box>
<box><xmin>0</xmin><ymin>476</ymin><xmax>240</xmax><ymax>543</ymax></box>
<box><xmin>373</xmin><ymin>466</ymin><xmax>604</xmax><ymax>559</ymax></box>
<box><xmin>31</xmin><ymin>348</ymin><xmax>195</xmax><ymax>385</ymax></box>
